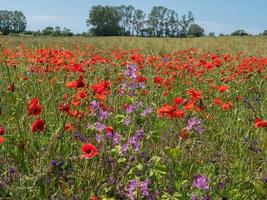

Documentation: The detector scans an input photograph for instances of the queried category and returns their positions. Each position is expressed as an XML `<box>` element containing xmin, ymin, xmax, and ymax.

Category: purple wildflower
<box><xmin>126</xmin><ymin>104</ymin><xmax>135</xmax><ymax>114</ymax></box>
<box><xmin>162</xmin><ymin>58</ymin><xmax>168</xmax><ymax>62</ymax></box>
<box><xmin>203</xmin><ymin>195</ymin><xmax>210</xmax><ymax>200</ymax></box>
<box><xmin>90</xmin><ymin>100</ymin><xmax>100</xmax><ymax>110</ymax></box>
<box><xmin>140</xmin><ymin>107</ymin><xmax>153</xmax><ymax>117</ymax></box>
<box><xmin>194</xmin><ymin>125</ymin><xmax>203</xmax><ymax>134</ymax></box>
<box><xmin>135</xmin><ymin>128</ymin><xmax>144</xmax><ymax>138</ymax></box>
<box><xmin>138</xmin><ymin>82</ymin><xmax>145</xmax><ymax>89</ymax></box>
<box><xmin>217</xmin><ymin>182</ymin><xmax>225</xmax><ymax>189</ymax></box>
<box><xmin>187</xmin><ymin>118</ymin><xmax>197</xmax><ymax>129</ymax></box>
<box><xmin>192</xmin><ymin>175</ymin><xmax>209</xmax><ymax>190</ymax></box>
<box><xmin>128</xmin><ymin>128</ymin><xmax>144</xmax><ymax>152</ymax></box>
<box><xmin>129</xmin><ymin>82</ymin><xmax>137</xmax><ymax>90</ymax></box>
<box><xmin>98</xmin><ymin>110</ymin><xmax>109</xmax><ymax>121</ymax></box>
<box><xmin>51</xmin><ymin>160</ymin><xmax>57</xmax><ymax>167</ymax></box>
<box><xmin>113</xmin><ymin>132</ymin><xmax>120</xmax><ymax>145</ymax></box>
<box><xmin>128</xmin><ymin>91</ymin><xmax>135</xmax><ymax>96</ymax></box>
<box><xmin>95</xmin><ymin>134</ymin><xmax>102</xmax><ymax>143</ymax></box>
<box><xmin>72</xmin><ymin>130</ymin><xmax>86</xmax><ymax>142</ymax></box>
<box><xmin>106</xmin><ymin>130</ymin><xmax>113</xmax><ymax>139</ymax></box>
<box><xmin>131</xmin><ymin>140</ymin><xmax>140</xmax><ymax>151</ymax></box>
<box><xmin>8</xmin><ymin>167</ymin><xmax>16</xmax><ymax>174</ymax></box>
<box><xmin>186</xmin><ymin>118</ymin><xmax>203</xmax><ymax>134</ymax></box>
<box><xmin>95</xmin><ymin>122</ymin><xmax>106</xmax><ymax>132</ymax></box>
<box><xmin>121</xmin><ymin>143</ymin><xmax>129</xmax><ymax>154</ymax></box>
<box><xmin>124</xmin><ymin>65</ymin><xmax>137</xmax><ymax>79</ymax></box>
<box><xmin>127</xmin><ymin>179</ymin><xmax>137</xmax><ymax>200</ymax></box>
<box><xmin>191</xmin><ymin>194</ymin><xmax>198</xmax><ymax>200</ymax></box>
<box><xmin>140</xmin><ymin>180</ymin><xmax>149</xmax><ymax>196</ymax></box>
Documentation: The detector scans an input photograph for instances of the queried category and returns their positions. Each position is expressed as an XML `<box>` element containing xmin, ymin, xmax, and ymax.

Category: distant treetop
<box><xmin>87</xmin><ymin>5</ymin><xmax>198</xmax><ymax>37</ymax></box>
<box><xmin>0</xmin><ymin>10</ymin><xmax>27</xmax><ymax>35</ymax></box>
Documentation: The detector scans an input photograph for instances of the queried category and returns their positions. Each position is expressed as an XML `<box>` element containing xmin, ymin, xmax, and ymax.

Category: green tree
<box><xmin>179</xmin><ymin>11</ymin><xmax>194</xmax><ymax>37</ymax></box>
<box><xmin>167</xmin><ymin>9</ymin><xmax>179</xmax><ymax>37</ymax></box>
<box><xmin>42</xmin><ymin>26</ymin><xmax>54</xmax><ymax>35</ymax></box>
<box><xmin>231</xmin><ymin>30</ymin><xmax>249</xmax><ymax>36</ymax></box>
<box><xmin>187</xmin><ymin>24</ymin><xmax>205</xmax><ymax>37</ymax></box>
<box><xmin>208</xmin><ymin>32</ymin><xmax>215</xmax><ymax>37</ymax></box>
<box><xmin>118</xmin><ymin>5</ymin><xmax>135</xmax><ymax>36</ymax></box>
<box><xmin>262</xmin><ymin>30</ymin><xmax>267</xmax><ymax>36</ymax></box>
<box><xmin>61</xmin><ymin>27</ymin><xmax>73</xmax><ymax>36</ymax></box>
<box><xmin>132</xmin><ymin>9</ymin><xmax>145</xmax><ymax>36</ymax></box>
<box><xmin>147</xmin><ymin>6</ymin><xmax>169</xmax><ymax>37</ymax></box>
<box><xmin>0</xmin><ymin>10</ymin><xmax>26</xmax><ymax>35</ymax></box>
<box><xmin>52</xmin><ymin>26</ymin><xmax>61</xmax><ymax>36</ymax></box>
<box><xmin>87</xmin><ymin>5</ymin><xmax>122</xmax><ymax>36</ymax></box>
<box><xmin>12</xmin><ymin>11</ymin><xmax>26</xmax><ymax>33</ymax></box>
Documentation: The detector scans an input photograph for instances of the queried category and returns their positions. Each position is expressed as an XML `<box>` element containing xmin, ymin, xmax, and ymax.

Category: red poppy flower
<box><xmin>154</xmin><ymin>76</ymin><xmax>163</xmax><ymax>84</ymax></box>
<box><xmin>173</xmin><ymin>96</ymin><xmax>183</xmax><ymax>105</ymax></box>
<box><xmin>173</xmin><ymin>110</ymin><xmax>185</xmax><ymax>118</ymax></box>
<box><xmin>64</xmin><ymin>123</ymin><xmax>73</xmax><ymax>132</ymax></box>
<box><xmin>58</xmin><ymin>102</ymin><xmax>70</xmax><ymax>113</ymax></box>
<box><xmin>91</xmin><ymin>195</ymin><xmax>98</xmax><ymax>200</ymax></box>
<box><xmin>0</xmin><ymin>136</ymin><xmax>4</xmax><ymax>144</ymax></box>
<box><xmin>136</xmin><ymin>76</ymin><xmax>146</xmax><ymax>83</ymax></box>
<box><xmin>80</xmin><ymin>143</ymin><xmax>98</xmax><ymax>159</ymax></box>
<box><xmin>257</xmin><ymin>122</ymin><xmax>267</xmax><ymax>127</ymax></box>
<box><xmin>31</xmin><ymin>118</ymin><xmax>44</xmax><ymax>132</ymax></box>
<box><xmin>71</xmin><ymin>98</ymin><xmax>80</xmax><ymax>107</ymax></box>
<box><xmin>217</xmin><ymin>85</ymin><xmax>228</xmax><ymax>93</ymax></box>
<box><xmin>157</xmin><ymin>104</ymin><xmax>173</xmax><ymax>117</ymax></box>
<box><xmin>105</xmin><ymin>126</ymin><xmax>113</xmax><ymax>134</ymax></box>
<box><xmin>0</xmin><ymin>126</ymin><xmax>5</xmax><ymax>135</ymax></box>
<box><xmin>254</xmin><ymin>118</ymin><xmax>267</xmax><ymax>128</ymax></box>
<box><xmin>184</xmin><ymin>101</ymin><xmax>195</xmax><ymax>110</ymax></box>
<box><xmin>69</xmin><ymin>64</ymin><xmax>85</xmax><ymax>73</ymax></box>
<box><xmin>91</xmin><ymin>80</ymin><xmax>110</xmax><ymax>95</ymax></box>
<box><xmin>187</xmin><ymin>88</ymin><xmax>201</xmax><ymax>100</ymax></box>
<box><xmin>28</xmin><ymin>97</ymin><xmax>42</xmax><ymax>116</ymax></box>
<box><xmin>77</xmin><ymin>90</ymin><xmax>87</xmax><ymax>99</ymax></box>
<box><xmin>66</xmin><ymin>76</ymin><xmax>85</xmax><ymax>89</ymax></box>
<box><xmin>213</xmin><ymin>98</ymin><xmax>222</xmax><ymax>105</ymax></box>
<box><xmin>221</xmin><ymin>102</ymin><xmax>233</xmax><ymax>110</ymax></box>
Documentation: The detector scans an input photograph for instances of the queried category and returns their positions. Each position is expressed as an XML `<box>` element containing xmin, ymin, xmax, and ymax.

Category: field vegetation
<box><xmin>0</xmin><ymin>36</ymin><xmax>266</xmax><ymax>199</ymax></box>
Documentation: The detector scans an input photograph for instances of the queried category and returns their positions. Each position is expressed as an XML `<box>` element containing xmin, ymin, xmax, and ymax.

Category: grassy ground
<box><xmin>0</xmin><ymin>36</ymin><xmax>266</xmax><ymax>199</ymax></box>
<box><xmin>1</xmin><ymin>36</ymin><xmax>267</xmax><ymax>55</ymax></box>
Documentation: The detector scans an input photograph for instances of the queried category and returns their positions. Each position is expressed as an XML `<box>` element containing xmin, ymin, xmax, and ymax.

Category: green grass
<box><xmin>1</xmin><ymin>35</ymin><xmax>267</xmax><ymax>55</ymax></box>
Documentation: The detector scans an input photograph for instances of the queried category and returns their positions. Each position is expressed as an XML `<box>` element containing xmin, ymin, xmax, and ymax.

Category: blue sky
<box><xmin>1</xmin><ymin>0</ymin><xmax>267</xmax><ymax>35</ymax></box>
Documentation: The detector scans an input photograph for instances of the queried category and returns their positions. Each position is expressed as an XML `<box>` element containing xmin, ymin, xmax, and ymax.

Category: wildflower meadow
<box><xmin>0</xmin><ymin>36</ymin><xmax>266</xmax><ymax>199</ymax></box>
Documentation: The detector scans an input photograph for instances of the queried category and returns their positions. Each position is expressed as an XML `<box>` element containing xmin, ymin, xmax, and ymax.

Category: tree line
<box><xmin>0</xmin><ymin>10</ymin><xmax>74</xmax><ymax>36</ymax></box>
<box><xmin>29</xmin><ymin>26</ymin><xmax>74</xmax><ymax>36</ymax></box>
<box><xmin>86</xmin><ymin>5</ymin><xmax>205</xmax><ymax>37</ymax></box>
<box><xmin>1</xmin><ymin>8</ymin><xmax>267</xmax><ymax>37</ymax></box>
<box><xmin>0</xmin><ymin>10</ymin><xmax>26</xmax><ymax>35</ymax></box>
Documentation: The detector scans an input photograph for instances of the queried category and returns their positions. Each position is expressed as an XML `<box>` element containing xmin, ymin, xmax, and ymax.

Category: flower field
<box><xmin>0</xmin><ymin>36</ymin><xmax>266</xmax><ymax>199</ymax></box>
